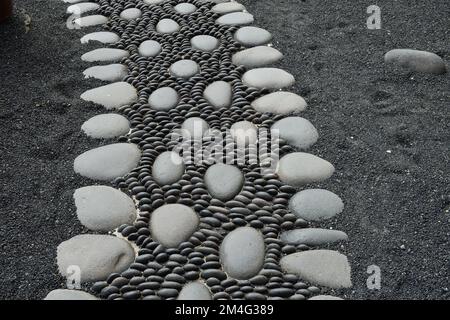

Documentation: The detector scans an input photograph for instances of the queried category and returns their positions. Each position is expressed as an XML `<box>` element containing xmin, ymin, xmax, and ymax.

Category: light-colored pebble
<box><xmin>191</xmin><ymin>35</ymin><xmax>220</xmax><ymax>52</ymax></box>
<box><xmin>242</xmin><ymin>68</ymin><xmax>295</xmax><ymax>90</ymax></box>
<box><xmin>81</xmin><ymin>48</ymin><xmax>129</xmax><ymax>62</ymax></box>
<box><xmin>384</xmin><ymin>49</ymin><xmax>446</xmax><ymax>74</ymax></box>
<box><xmin>81</xmin><ymin>113</ymin><xmax>130</xmax><ymax>139</ymax></box>
<box><xmin>251</xmin><ymin>91</ymin><xmax>307</xmax><ymax>114</ymax></box>
<box><xmin>67</xmin><ymin>2</ymin><xmax>99</xmax><ymax>15</ymax></box>
<box><xmin>169</xmin><ymin>59</ymin><xmax>200</xmax><ymax>79</ymax></box>
<box><xmin>152</xmin><ymin>151</ymin><xmax>185</xmax><ymax>185</ymax></box>
<box><xmin>156</xmin><ymin>18</ymin><xmax>180</xmax><ymax>34</ymax></box>
<box><xmin>138</xmin><ymin>40</ymin><xmax>162</xmax><ymax>57</ymax></box>
<box><xmin>216</xmin><ymin>12</ymin><xmax>254</xmax><ymax>26</ymax></box>
<box><xmin>204</xmin><ymin>164</ymin><xmax>244</xmax><ymax>201</ymax></box>
<box><xmin>280</xmin><ymin>228</ymin><xmax>348</xmax><ymax>246</ymax></box>
<box><xmin>120</xmin><ymin>8</ymin><xmax>142</xmax><ymax>20</ymax></box>
<box><xmin>174</xmin><ymin>3</ymin><xmax>197</xmax><ymax>15</ymax></box>
<box><xmin>80</xmin><ymin>32</ymin><xmax>120</xmax><ymax>44</ymax></box>
<box><xmin>148</xmin><ymin>87</ymin><xmax>179</xmax><ymax>111</ymax></box>
<box><xmin>232</xmin><ymin>46</ymin><xmax>283</xmax><ymax>68</ymax></box>
<box><xmin>309</xmin><ymin>295</ymin><xmax>344</xmax><ymax>300</ymax></box>
<box><xmin>212</xmin><ymin>2</ymin><xmax>245</xmax><ymax>14</ymax></box>
<box><xmin>144</xmin><ymin>0</ymin><xmax>165</xmax><ymax>4</ymax></box>
<box><xmin>289</xmin><ymin>189</ymin><xmax>344</xmax><ymax>221</ymax></box>
<box><xmin>203</xmin><ymin>81</ymin><xmax>232</xmax><ymax>109</ymax></box>
<box><xmin>83</xmin><ymin>64</ymin><xmax>128</xmax><ymax>82</ymax></box>
<box><xmin>181</xmin><ymin>117</ymin><xmax>209</xmax><ymax>140</ymax></box>
<box><xmin>71</xmin><ymin>15</ymin><xmax>108</xmax><ymax>29</ymax></box>
<box><xmin>80</xmin><ymin>81</ymin><xmax>137</xmax><ymax>109</ymax></box>
<box><xmin>178</xmin><ymin>282</ymin><xmax>212</xmax><ymax>300</ymax></box>
<box><xmin>234</xmin><ymin>26</ymin><xmax>272</xmax><ymax>47</ymax></box>
<box><xmin>44</xmin><ymin>289</ymin><xmax>99</xmax><ymax>300</ymax></box>
<box><xmin>231</xmin><ymin>121</ymin><xmax>258</xmax><ymax>146</ymax></box>
<box><xmin>271</xmin><ymin>117</ymin><xmax>318</xmax><ymax>150</ymax></box>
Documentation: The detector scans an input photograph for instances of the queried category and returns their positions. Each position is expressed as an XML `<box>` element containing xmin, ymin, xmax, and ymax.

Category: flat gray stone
<box><xmin>309</xmin><ymin>295</ymin><xmax>344</xmax><ymax>301</ymax></box>
<box><xmin>178</xmin><ymin>282</ymin><xmax>212</xmax><ymax>300</ymax></box>
<box><xmin>232</xmin><ymin>46</ymin><xmax>283</xmax><ymax>68</ymax></box>
<box><xmin>67</xmin><ymin>2</ymin><xmax>99</xmax><ymax>15</ymax></box>
<box><xmin>216</xmin><ymin>12</ymin><xmax>254</xmax><ymax>26</ymax></box>
<box><xmin>220</xmin><ymin>227</ymin><xmax>265</xmax><ymax>279</ymax></box>
<box><xmin>384</xmin><ymin>49</ymin><xmax>446</xmax><ymax>74</ymax></box>
<box><xmin>150</xmin><ymin>204</ymin><xmax>199</xmax><ymax>248</ymax></box>
<box><xmin>143</xmin><ymin>0</ymin><xmax>165</xmax><ymax>4</ymax></box>
<box><xmin>81</xmin><ymin>48</ymin><xmax>129</xmax><ymax>62</ymax></box>
<box><xmin>271</xmin><ymin>117</ymin><xmax>318</xmax><ymax>150</ymax></box>
<box><xmin>80</xmin><ymin>82</ymin><xmax>137</xmax><ymax>110</ymax></box>
<box><xmin>169</xmin><ymin>59</ymin><xmax>200</xmax><ymax>79</ymax></box>
<box><xmin>280</xmin><ymin>228</ymin><xmax>348</xmax><ymax>246</ymax></box>
<box><xmin>231</xmin><ymin>121</ymin><xmax>258</xmax><ymax>146</ymax></box>
<box><xmin>44</xmin><ymin>289</ymin><xmax>99</xmax><ymax>300</ymax></box>
<box><xmin>276</xmin><ymin>152</ymin><xmax>334</xmax><ymax>187</ymax></box>
<box><xmin>83</xmin><ymin>64</ymin><xmax>128</xmax><ymax>82</ymax></box>
<box><xmin>71</xmin><ymin>15</ymin><xmax>108</xmax><ymax>29</ymax></box>
<box><xmin>191</xmin><ymin>35</ymin><xmax>220</xmax><ymax>52</ymax></box>
<box><xmin>242</xmin><ymin>68</ymin><xmax>295</xmax><ymax>90</ymax></box>
<box><xmin>81</xmin><ymin>113</ymin><xmax>130</xmax><ymax>139</ymax></box>
<box><xmin>174</xmin><ymin>3</ymin><xmax>197</xmax><ymax>15</ymax></box>
<box><xmin>148</xmin><ymin>87</ymin><xmax>179</xmax><ymax>111</ymax></box>
<box><xmin>234</xmin><ymin>26</ymin><xmax>272</xmax><ymax>47</ymax></box>
<box><xmin>203</xmin><ymin>81</ymin><xmax>232</xmax><ymax>109</ymax></box>
<box><xmin>204</xmin><ymin>164</ymin><xmax>244</xmax><ymax>201</ymax></box>
<box><xmin>57</xmin><ymin>234</ymin><xmax>135</xmax><ymax>283</ymax></box>
<box><xmin>80</xmin><ymin>32</ymin><xmax>120</xmax><ymax>44</ymax></box>
<box><xmin>74</xmin><ymin>143</ymin><xmax>141</xmax><ymax>181</ymax></box>
<box><xmin>152</xmin><ymin>151</ymin><xmax>185</xmax><ymax>185</ymax></box>
<box><xmin>251</xmin><ymin>91</ymin><xmax>307</xmax><ymax>114</ymax></box>
<box><xmin>63</xmin><ymin>0</ymin><xmax>85</xmax><ymax>3</ymax></box>
<box><xmin>280</xmin><ymin>250</ymin><xmax>352</xmax><ymax>289</ymax></box>
<box><xmin>120</xmin><ymin>8</ymin><xmax>142</xmax><ymax>20</ymax></box>
<box><xmin>74</xmin><ymin>185</ymin><xmax>137</xmax><ymax>231</ymax></box>
<box><xmin>138</xmin><ymin>40</ymin><xmax>162</xmax><ymax>57</ymax></box>
<box><xmin>156</xmin><ymin>18</ymin><xmax>180</xmax><ymax>34</ymax></box>
<box><xmin>181</xmin><ymin>117</ymin><xmax>209</xmax><ymax>140</ymax></box>
<box><xmin>289</xmin><ymin>189</ymin><xmax>344</xmax><ymax>221</ymax></box>
<box><xmin>212</xmin><ymin>2</ymin><xmax>245</xmax><ymax>14</ymax></box>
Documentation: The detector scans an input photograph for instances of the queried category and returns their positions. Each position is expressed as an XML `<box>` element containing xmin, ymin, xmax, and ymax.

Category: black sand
<box><xmin>0</xmin><ymin>0</ymin><xmax>448</xmax><ymax>299</ymax></box>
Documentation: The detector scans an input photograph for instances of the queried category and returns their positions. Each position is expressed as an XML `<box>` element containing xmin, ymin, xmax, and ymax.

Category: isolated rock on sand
<box><xmin>234</xmin><ymin>26</ymin><xmax>272</xmax><ymax>47</ymax></box>
<box><xmin>289</xmin><ymin>189</ymin><xmax>344</xmax><ymax>221</ymax></box>
<box><xmin>251</xmin><ymin>91</ymin><xmax>307</xmax><ymax>114</ymax></box>
<box><xmin>81</xmin><ymin>48</ymin><xmax>129</xmax><ymax>62</ymax></box>
<box><xmin>232</xmin><ymin>46</ymin><xmax>283</xmax><ymax>68</ymax></box>
<box><xmin>83</xmin><ymin>64</ymin><xmax>128</xmax><ymax>82</ymax></box>
<box><xmin>280</xmin><ymin>228</ymin><xmax>348</xmax><ymax>246</ymax></box>
<box><xmin>384</xmin><ymin>49</ymin><xmax>446</xmax><ymax>74</ymax></box>
<box><xmin>80</xmin><ymin>32</ymin><xmax>120</xmax><ymax>44</ymax></box>
<box><xmin>80</xmin><ymin>82</ymin><xmax>137</xmax><ymax>109</ymax></box>
<box><xmin>271</xmin><ymin>117</ymin><xmax>318</xmax><ymax>150</ymax></box>
<box><xmin>242</xmin><ymin>68</ymin><xmax>295</xmax><ymax>90</ymax></box>
<box><xmin>81</xmin><ymin>113</ymin><xmax>130</xmax><ymax>139</ymax></box>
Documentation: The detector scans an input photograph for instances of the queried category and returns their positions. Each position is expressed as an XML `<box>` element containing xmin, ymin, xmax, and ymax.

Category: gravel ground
<box><xmin>0</xmin><ymin>0</ymin><xmax>448</xmax><ymax>300</ymax></box>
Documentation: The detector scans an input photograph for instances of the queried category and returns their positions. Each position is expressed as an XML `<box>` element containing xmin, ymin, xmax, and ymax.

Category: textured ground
<box><xmin>0</xmin><ymin>0</ymin><xmax>448</xmax><ymax>300</ymax></box>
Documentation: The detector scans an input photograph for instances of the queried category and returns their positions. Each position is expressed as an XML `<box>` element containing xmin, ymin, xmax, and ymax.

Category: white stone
<box><xmin>156</xmin><ymin>18</ymin><xmax>180</xmax><ymax>34</ymax></box>
<box><xmin>309</xmin><ymin>295</ymin><xmax>344</xmax><ymax>301</ymax></box>
<box><xmin>203</xmin><ymin>81</ymin><xmax>232</xmax><ymax>109</ymax></box>
<box><xmin>74</xmin><ymin>185</ymin><xmax>137</xmax><ymax>231</ymax></box>
<box><xmin>276</xmin><ymin>152</ymin><xmax>334</xmax><ymax>187</ymax></box>
<box><xmin>120</xmin><ymin>8</ymin><xmax>142</xmax><ymax>20</ymax></box>
<box><xmin>280</xmin><ymin>228</ymin><xmax>348</xmax><ymax>246</ymax></box>
<box><xmin>242</xmin><ymin>68</ymin><xmax>295</xmax><ymax>90</ymax></box>
<box><xmin>181</xmin><ymin>117</ymin><xmax>209</xmax><ymax>140</ymax></box>
<box><xmin>83</xmin><ymin>64</ymin><xmax>128</xmax><ymax>82</ymax></box>
<box><xmin>271</xmin><ymin>117</ymin><xmax>318</xmax><ymax>150</ymax></box>
<box><xmin>174</xmin><ymin>3</ymin><xmax>197</xmax><ymax>15</ymax></box>
<box><xmin>144</xmin><ymin>0</ymin><xmax>165</xmax><ymax>4</ymax></box>
<box><xmin>81</xmin><ymin>113</ymin><xmax>130</xmax><ymax>139</ymax></box>
<box><xmin>384</xmin><ymin>49</ymin><xmax>446</xmax><ymax>74</ymax></box>
<box><xmin>63</xmin><ymin>0</ymin><xmax>85</xmax><ymax>3</ymax></box>
<box><xmin>57</xmin><ymin>234</ymin><xmax>135</xmax><ymax>282</ymax></box>
<box><xmin>212</xmin><ymin>2</ymin><xmax>245</xmax><ymax>14</ymax></box>
<box><xmin>232</xmin><ymin>46</ymin><xmax>283</xmax><ymax>68</ymax></box>
<box><xmin>234</xmin><ymin>26</ymin><xmax>272</xmax><ymax>47</ymax></box>
<box><xmin>150</xmin><ymin>204</ymin><xmax>199</xmax><ymax>248</ymax></box>
<box><xmin>67</xmin><ymin>3</ymin><xmax>99</xmax><ymax>15</ymax></box>
<box><xmin>71</xmin><ymin>15</ymin><xmax>108</xmax><ymax>29</ymax></box>
<box><xmin>169</xmin><ymin>59</ymin><xmax>200</xmax><ymax>79</ymax></box>
<box><xmin>80</xmin><ymin>82</ymin><xmax>137</xmax><ymax>110</ymax></box>
<box><xmin>152</xmin><ymin>151</ymin><xmax>185</xmax><ymax>185</ymax></box>
<box><xmin>138</xmin><ymin>40</ymin><xmax>162</xmax><ymax>57</ymax></box>
<box><xmin>220</xmin><ymin>227</ymin><xmax>265</xmax><ymax>279</ymax></box>
<box><xmin>204</xmin><ymin>164</ymin><xmax>244</xmax><ymax>201</ymax></box>
<box><xmin>231</xmin><ymin>121</ymin><xmax>258</xmax><ymax>146</ymax></box>
<box><xmin>178</xmin><ymin>282</ymin><xmax>212</xmax><ymax>300</ymax></box>
<box><xmin>191</xmin><ymin>35</ymin><xmax>220</xmax><ymax>52</ymax></box>
<box><xmin>251</xmin><ymin>91</ymin><xmax>307</xmax><ymax>114</ymax></box>
<box><xmin>44</xmin><ymin>289</ymin><xmax>99</xmax><ymax>300</ymax></box>
<box><xmin>280</xmin><ymin>250</ymin><xmax>352</xmax><ymax>289</ymax></box>
<box><xmin>216</xmin><ymin>12</ymin><xmax>254</xmax><ymax>26</ymax></box>
<box><xmin>81</xmin><ymin>48</ymin><xmax>129</xmax><ymax>63</ymax></box>
<box><xmin>289</xmin><ymin>189</ymin><xmax>344</xmax><ymax>221</ymax></box>
<box><xmin>80</xmin><ymin>32</ymin><xmax>120</xmax><ymax>44</ymax></box>
<box><xmin>74</xmin><ymin>143</ymin><xmax>141</xmax><ymax>181</ymax></box>
<box><xmin>148</xmin><ymin>87</ymin><xmax>179</xmax><ymax>111</ymax></box>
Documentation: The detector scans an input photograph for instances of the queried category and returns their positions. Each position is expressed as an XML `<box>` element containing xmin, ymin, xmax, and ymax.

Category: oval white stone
<box><xmin>174</xmin><ymin>3</ymin><xmax>197</xmax><ymax>15</ymax></box>
<box><xmin>148</xmin><ymin>87</ymin><xmax>179</xmax><ymax>111</ymax></box>
<box><xmin>169</xmin><ymin>59</ymin><xmax>200</xmax><ymax>79</ymax></box>
<box><xmin>81</xmin><ymin>48</ymin><xmax>129</xmax><ymax>62</ymax></box>
<box><xmin>120</xmin><ymin>8</ymin><xmax>142</xmax><ymax>20</ymax></box>
<box><xmin>216</xmin><ymin>12</ymin><xmax>254</xmax><ymax>26</ymax></box>
<box><xmin>178</xmin><ymin>282</ymin><xmax>212</xmax><ymax>300</ymax></box>
<box><xmin>57</xmin><ymin>234</ymin><xmax>135</xmax><ymax>282</ymax></box>
<box><xmin>152</xmin><ymin>151</ymin><xmax>185</xmax><ymax>185</ymax></box>
<box><xmin>156</xmin><ymin>18</ymin><xmax>180</xmax><ymax>34</ymax></box>
<box><xmin>150</xmin><ymin>204</ymin><xmax>199</xmax><ymax>248</ymax></box>
<box><xmin>234</xmin><ymin>26</ymin><xmax>272</xmax><ymax>47</ymax></box>
<box><xmin>138</xmin><ymin>40</ymin><xmax>162</xmax><ymax>57</ymax></box>
<box><xmin>83</xmin><ymin>64</ymin><xmax>128</xmax><ymax>82</ymax></box>
<box><xmin>203</xmin><ymin>81</ymin><xmax>232</xmax><ymax>109</ymax></box>
<box><xmin>280</xmin><ymin>250</ymin><xmax>352</xmax><ymax>288</ymax></box>
<box><xmin>289</xmin><ymin>189</ymin><xmax>344</xmax><ymax>221</ymax></box>
<box><xmin>144</xmin><ymin>0</ymin><xmax>165</xmax><ymax>4</ymax></box>
<box><xmin>251</xmin><ymin>91</ymin><xmax>307</xmax><ymax>114</ymax></box>
<box><xmin>220</xmin><ymin>227</ymin><xmax>265</xmax><ymax>279</ymax></box>
<box><xmin>309</xmin><ymin>295</ymin><xmax>344</xmax><ymax>300</ymax></box>
<box><xmin>280</xmin><ymin>228</ymin><xmax>348</xmax><ymax>246</ymax></box>
<box><xmin>212</xmin><ymin>2</ymin><xmax>245</xmax><ymax>14</ymax></box>
<box><xmin>74</xmin><ymin>185</ymin><xmax>137</xmax><ymax>231</ymax></box>
<box><xmin>181</xmin><ymin>117</ymin><xmax>209</xmax><ymax>140</ymax></box>
<box><xmin>204</xmin><ymin>164</ymin><xmax>244</xmax><ymax>201</ymax></box>
<box><xmin>271</xmin><ymin>117</ymin><xmax>318</xmax><ymax>150</ymax></box>
<box><xmin>276</xmin><ymin>152</ymin><xmax>334</xmax><ymax>187</ymax></box>
<box><xmin>81</xmin><ymin>82</ymin><xmax>137</xmax><ymax>110</ymax></box>
<box><xmin>81</xmin><ymin>113</ymin><xmax>130</xmax><ymax>139</ymax></box>
<box><xmin>71</xmin><ymin>15</ymin><xmax>108</xmax><ymax>29</ymax></box>
<box><xmin>74</xmin><ymin>143</ymin><xmax>141</xmax><ymax>181</ymax></box>
<box><xmin>231</xmin><ymin>121</ymin><xmax>258</xmax><ymax>146</ymax></box>
<box><xmin>191</xmin><ymin>35</ymin><xmax>220</xmax><ymax>52</ymax></box>
<box><xmin>80</xmin><ymin>32</ymin><xmax>120</xmax><ymax>44</ymax></box>
<box><xmin>67</xmin><ymin>3</ymin><xmax>100</xmax><ymax>15</ymax></box>
<box><xmin>232</xmin><ymin>46</ymin><xmax>283</xmax><ymax>68</ymax></box>
<box><xmin>44</xmin><ymin>289</ymin><xmax>99</xmax><ymax>300</ymax></box>
<box><xmin>384</xmin><ymin>49</ymin><xmax>446</xmax><ymax>74</ymax></box>
<box><xmin>243</xmin><ymin>68</ymin><xmax>295</xmax><ymax>90</ymax></box>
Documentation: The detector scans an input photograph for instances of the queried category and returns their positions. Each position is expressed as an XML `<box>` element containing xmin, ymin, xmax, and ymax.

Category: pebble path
<box><xmin>46</xmin><ymin>0</ymin><xmax>354</xmax><ymax>300</ymax></box>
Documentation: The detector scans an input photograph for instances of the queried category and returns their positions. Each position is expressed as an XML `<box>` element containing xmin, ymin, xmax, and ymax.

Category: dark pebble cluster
<box><xmin>89</xmin><ymin>0</ymin><xmax>322</xmax><ymax>300</ymax></box>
